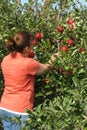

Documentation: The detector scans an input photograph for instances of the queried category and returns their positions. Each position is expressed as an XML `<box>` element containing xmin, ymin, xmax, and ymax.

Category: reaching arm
<box><xmin>36</xmin><ymin>51</ymin><xmax>60</xmax><ymax>75</ymax></box>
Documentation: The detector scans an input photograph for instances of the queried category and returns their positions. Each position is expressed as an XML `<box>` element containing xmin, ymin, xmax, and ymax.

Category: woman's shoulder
<box><xmin>26</xmin><ymin>57</ymin><xmax>39</xmax><ymax>63</ymax></box>
<box><xmin>2</xmin><ymin>54</ymin><xmax>9</xmax><ymax>61</ymax></box>
<box><xmin>25</xmin><ymin>57</ymin><xmax>40</xmax><ymax>67</ymax></box>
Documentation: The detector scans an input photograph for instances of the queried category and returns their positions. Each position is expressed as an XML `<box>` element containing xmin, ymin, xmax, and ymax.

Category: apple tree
<box><xmin>0</xmin><ymin>0</ymin><xmax>87</xmax><ymax>130</ymax></box>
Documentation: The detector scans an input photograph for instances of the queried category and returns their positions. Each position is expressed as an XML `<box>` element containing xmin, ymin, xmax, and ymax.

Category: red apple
<box><xmin>57</xmin><ymin>26</ymin><xmax>64</xmax><ymax>33</ymax></box>
<box><xmin>67</xmin><ymin>19</ymin><xmax>74</xmax><ymax>24</ymax></box>
<box><xmin>35</xmin><ymin>32</ymin><xmax>43</xmax><ymax>40</ymax></box>
<box><xmin>59</xmin><ymin>68</ymin><xmax>63</xmax><ymax>74</ymax></box>
<box><xmin>67</xmin><ymin>38</ymin><xmax>74</xmax><ymax>46</ymax></box>
<box><xmin>33</xmin><ymin>39</ymin><xmax>38</xmax><ymax>46</ymax></box>
<box><xmin>60</xmin><ymin>45</ymin><xmax>68</xmax><ymax>52</ymax></box>
<box><xmin>79</xmin><ymin>48</ymin><xmax>85</xmax><ymax>53</ymax></box>
<box><xmin>45</xmin><ymin>77</ymin><xmax>50</xmax><ymax>84</ymax></box>
<box><xmin>28</xmin><ymin>51</ymin><xmax>35</xmax><ymax>58</ymax></box>
<box><xmin>66</xmin><ymin>70</ymin><xmax>72</xmax><ymax>76</ymax></box>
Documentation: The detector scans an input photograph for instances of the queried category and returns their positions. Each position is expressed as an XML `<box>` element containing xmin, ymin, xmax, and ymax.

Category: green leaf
<box><xmin>72</xmin><ymin>77</ymin><xmax>79</xmax><ymax>87</ymax></box>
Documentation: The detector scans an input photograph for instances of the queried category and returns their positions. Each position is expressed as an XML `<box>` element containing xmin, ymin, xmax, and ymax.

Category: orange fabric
<box><xmin>0</xmin><ymin>52</ymin><xmax>40</xmax><ymax>113</ymax></box>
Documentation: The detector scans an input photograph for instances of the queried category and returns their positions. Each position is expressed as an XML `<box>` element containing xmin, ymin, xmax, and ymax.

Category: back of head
<box><xmin>6</xmin><ymin>31</ymin><xmax>34</xmax><ymax>53</ymax></box>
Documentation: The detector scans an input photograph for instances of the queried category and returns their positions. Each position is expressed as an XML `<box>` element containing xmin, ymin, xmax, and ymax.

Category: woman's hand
<box><xmin>48</xmin><ymin>51</ymin><xmax>60</xmax><ymax>65</ymax></box>
<box><xmin>36</xmin><ymin>51</ymin><xmax>60</xmax><ymax>75</ymax></box>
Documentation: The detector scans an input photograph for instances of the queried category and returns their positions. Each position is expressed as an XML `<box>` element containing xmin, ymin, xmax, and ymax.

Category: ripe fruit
<box><xmin>35</xmin><ymin>32</ymin><xmax>43</xmax><ymax>40</ymax></box>
<box><xmin>57</xmin><ymin>26</ymin><xmax>64</xmax><ymax>33</ymax></box>
<box><xmin>45</xmin><ymin>78</ymin><xmax>50</xmax><ymax>84</ymax></box>
<box><xmin>67</xmin><ymin>38</ymin><xmax>74</xmax><ymax>46</ymax></box>
<box><xmin>67</xmin><ymin>19</ymin><xmax>74</xmax><ymax>24</ymax></box>
<box><xmin>66</xmin><ymin>70</ymin><xmax>72</xmax><ymax>76</ymax></box>
<box><xmin>33</xmin><ymin>39</ymin><xmax>38</xmax><ymax>46</ymax></box>
<box><xmin>59</xmin><ymin>68</ymin><xmax>63</xmax><ymax>74</ymax></box>
<box><xmin>60</xmin><ymin>45</ymin><xmax>68</xmax><ymax>52</ymax></box>
<box><xmin>79</xmin><ymin>48</ymin><xmax>85</xmax><ymax>53</ymax></box>
<box><xmin>28</xmin><ymin>51</ymin><xmax>35</xmax><ymax>58</ymax></box>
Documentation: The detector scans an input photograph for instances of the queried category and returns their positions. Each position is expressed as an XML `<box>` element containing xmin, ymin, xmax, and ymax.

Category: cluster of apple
<box><xmin>28</xmin><ymin>32</ymin><xmax>43</xmax><ymax>58</ymax></box>
<box><xmin>28</xmin><ymin>19</ymin><xmax>85</xmax><ymax>78</ymax></box>
<box><xmin>32</xmin><ymin>18</ymin><xmax>85</xmax><ymax>53</ymax></box>
<box><xmin>57</xmin><ymin>19</ymin><xmax>86</xmax><ymax>76</ymax></box>
<box><xmin>58</xmin><ymin>18</ymin><xmax>85</xmax><ymax>53</ymax></box>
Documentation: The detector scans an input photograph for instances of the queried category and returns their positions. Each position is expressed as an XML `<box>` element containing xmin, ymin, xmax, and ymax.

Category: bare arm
<box><xmin>36</xmin><ymin>51</ymin><xmax>60</xmax><ymax>75</ymax></box>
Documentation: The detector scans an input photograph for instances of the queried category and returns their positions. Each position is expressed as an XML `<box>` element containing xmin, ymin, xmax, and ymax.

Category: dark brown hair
<box><xmin>6</xmin><ymin>31</ymin><xmax>34</xmax><ymax>52</ymax></box>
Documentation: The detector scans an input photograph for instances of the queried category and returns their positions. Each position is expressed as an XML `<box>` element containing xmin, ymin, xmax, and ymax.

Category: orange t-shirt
<box><xmin>0</xmin><ymin>52</ymin><xmax>40</xmax><ymax>113</ymax></box>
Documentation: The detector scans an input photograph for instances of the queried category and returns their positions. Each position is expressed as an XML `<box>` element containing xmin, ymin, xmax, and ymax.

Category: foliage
<box><xmin>0</xmin><ymin>0</ymin><xmax>87</xmax><ymax>129</ymax></box>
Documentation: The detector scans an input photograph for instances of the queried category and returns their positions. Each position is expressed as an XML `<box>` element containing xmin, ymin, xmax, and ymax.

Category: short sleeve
<box><xmin>26</xmin><ymin>58</ymin><xmax>40</xmax><ymax>75</ymax></box>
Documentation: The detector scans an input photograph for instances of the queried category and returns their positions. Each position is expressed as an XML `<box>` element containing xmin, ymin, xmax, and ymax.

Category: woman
<box><xmin>0</xmin><ymin>31</ymin><xmax>59</xmax><ymax>130</ymax></box>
